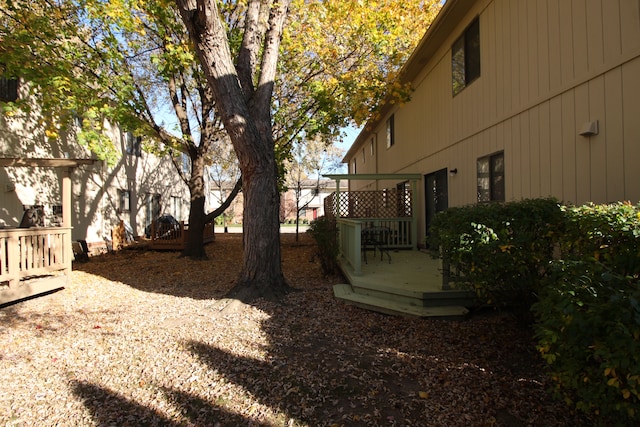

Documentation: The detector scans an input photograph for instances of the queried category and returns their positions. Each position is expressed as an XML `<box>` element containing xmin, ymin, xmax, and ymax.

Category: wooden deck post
<box><xmin>7</xmin><ymin>232</ymin><xmax>20</xmax><ymax>288</ymax></box>
<box><xmin>410</xmin><ymin>178</ymin><xmax>419</xmax><ymax>250</ymax></box>
<box><xmin>62</xmin><ymin>167</ymin><xmax>73</xmax><ymax>274</ymax></box>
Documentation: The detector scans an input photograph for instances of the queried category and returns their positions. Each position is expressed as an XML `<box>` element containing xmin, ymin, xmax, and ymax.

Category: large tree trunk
<box><xmin>182</xmin><ymin>154</ymin><xmax>207</xmax><ymax>259</ymax></box>
<box><xmin>176</xmin><ymin>0</ymin><xmax>292</xmax><ymax>302</ymax></box>
<box><xmin>226</xmin><ymin>154</ymin><xmax>288</xmax><ymax>301</ymax></box>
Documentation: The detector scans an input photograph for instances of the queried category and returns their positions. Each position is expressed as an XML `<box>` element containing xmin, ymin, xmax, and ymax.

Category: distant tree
<box><xmin>207</xmin><ymin>138</ymin><xmax>242</xmax><ymax>231</ymax></box>
<box><xmin>0</xmin><ymin>0</ymin><xmax>241</xmax><ymax>259</ymax></box>
<box><xmin>284</xmin><ymin>137</ymin><xmax>343</xmax><ymax>241</ymax></box>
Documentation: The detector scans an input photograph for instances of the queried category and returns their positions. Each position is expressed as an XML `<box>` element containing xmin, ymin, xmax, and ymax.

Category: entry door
<box><xmin>424</xmin><ymin>169</ymin><xmax>449</xmax><ymax>238</ymax></box>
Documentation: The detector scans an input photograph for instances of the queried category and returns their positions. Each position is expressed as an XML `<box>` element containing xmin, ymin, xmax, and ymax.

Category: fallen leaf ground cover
<box><xmin>1</xmin><ymin>233</ymin><xmax>594</xmax><ymax>426</ymax></box>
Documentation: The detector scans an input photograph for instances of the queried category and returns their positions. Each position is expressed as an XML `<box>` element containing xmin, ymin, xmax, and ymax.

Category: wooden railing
<box><xmin>336</xmin><ymin>219</ymin><xmax>363</xmax><ymax>275</ymax></box>
<box><xmin>360</xmin><ymin>218</ymin><xmax>413</xmax><ymax>248</ymax></box>
<box><xmin>148</xmin><ymin>221</ymin><xmax>215</xmax><ymax>250</ymax></box>
<box><xmin>336</xmin><ymin>218</ymin><xmax>414</xmax><ymax>275</ymax></box>
<box><xmin>0</xmin><ymin>227</ymin><xmax>72</xmax><ymax>289</ymax></box>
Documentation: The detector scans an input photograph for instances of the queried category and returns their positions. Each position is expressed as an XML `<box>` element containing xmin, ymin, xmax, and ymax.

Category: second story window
<box><xmin>0</xmin><ymin>76</ymin><xmax>18</xmax><ymax>102</ymax></box>
<box><xmin>452</xmin><ymin>17</ymin><xmax>480</xmax><ymax>95</ymax></box>
<box><xmin>182</xmin><ymin>153</ymin><xmax>190</xmax><ymax>173</ymax></box>
<box><xmin>125</xmin><ymin>131</ymin><xmax>142</xmax><ymax>156</ymax></box>
<box><xmin>386</xmin><ymin>115</ymin><xmax>395</xmax><ymax>148</ymax></box>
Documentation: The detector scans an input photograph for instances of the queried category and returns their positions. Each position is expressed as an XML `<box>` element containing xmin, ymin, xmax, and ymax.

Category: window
<box><xmin>118</xmin><ymin>189</ymin><xmax>131</xmax><ymax>213</ymax></box>
<box><xmin>145</xmin><ymin>193</ymin><xmax>161</xmax><ymax>226</ymax></box>
<box><xmin>171</xmin><ymin>196</ymin><xmax>182</xmax><ymax>221</ymax></box>
<box><xmin>125</xmin><ymin>131</ymin><xmax>142</xmax><ymax>156</ymax></box>
<box><xmin>362</xmin><ymin>147</ymin><xmax>365</xmax><ymax>164</ymax></box>
<box><xmin>452</xmin><ymin>17</ymin><xmax>480</xmax><ymax>95</ymax></box>
<box><xmin>351</xmin><ymin>158</ymin><xmax>357</xmax><ymax>174</ymax></box>
<box><xmin>0</xmin><ymin>76</ymin><xmax>18</xmax><ymax>102</ymax></box>
<box><xmin>386</xmin><ymin>115</ymin><xmax>395</xmax><ymax>148</ymax></box>
<box><xmin>370</xmin><ymin>138</ymin><xmax>375</xmax><ymax>156</ymax></box>
<box><xmin>52</xmin><ymin>205</ymin><xmax>63</xmax><ymax>226</ymax></box>
<box><xmin>477</xmin><ymin>152</ymin><xmax>504</xmax><ymax>202</ymax></box>
<box><xmin>182</xmin><ymin>153</ymin><xmax>190</xmax><ymax>173</ymax></box>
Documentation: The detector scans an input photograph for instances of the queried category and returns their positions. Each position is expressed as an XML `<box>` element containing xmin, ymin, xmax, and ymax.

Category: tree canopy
<box><xmin>275</xmin><ymin>0</ymin><xmax>442</xmax><ymax>150</ymax></box>
<box><xmin>2</xmin><ymin>0</ymin><xmax>443</xmax><ymax>299</ymax></box>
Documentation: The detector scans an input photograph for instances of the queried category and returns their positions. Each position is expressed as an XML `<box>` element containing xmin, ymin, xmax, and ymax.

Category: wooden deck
<box><xmin>0</xmin><ymin>227</ymin><xmax>71</xmax><ymax>306</ymax></box>
<box><xmin>148</xmin><ymin>222</ymin><xmax>215</xmax><ymax>250</ymax></box>
<box><xmin>334</xmin><ymin>249</ymin><xmax>476</xmax><ymax>318</ymax></box>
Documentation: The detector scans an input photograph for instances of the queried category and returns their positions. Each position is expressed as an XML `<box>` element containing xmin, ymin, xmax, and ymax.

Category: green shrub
<box><xmin>428</xmin><ymin>199</ymin><xmax>640</xmax><ymax>420</ymax></box>
<box><xmin>533</xmin><ymin>260</ymin><xmax>640</xmax><ymax>423</ymax></box>
<box><xmin>559</xmin><ymin>202</ymin><xmax>640</xmax><ymax>277</ymax></box>
<box><xmin>427</xmin><ymin>198</ymin><xmax>563</xmax><ymax>321</ymax></box>
<box><xmin>306</xmin><ymin>216</ymin><xmax>339</xmax><ymax>275</ymax></box>
<box><xmin>532</xmin><ymin>202</ymin><xmax>640</xmax><ymax>423</ymax></box>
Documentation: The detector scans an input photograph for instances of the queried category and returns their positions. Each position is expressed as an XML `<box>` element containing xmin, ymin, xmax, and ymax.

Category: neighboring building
<box><xmin>0</xmin><ymin>79</ymin><xmax>189</xmax><ymax>252</ymax></box>
<box><xmin>344</xmin><ymin>0</ymin><xmax>640</xmax><ymax>241</ymax></box>
<box><xmin>281</xmin><ymin>178</ymin><xmax>347</xmax><ymax>222</ymax></box>
<box><xmin>207</xmin><ymin>179</ymin><xmax>244</xmax><ymax>225</ymax></box>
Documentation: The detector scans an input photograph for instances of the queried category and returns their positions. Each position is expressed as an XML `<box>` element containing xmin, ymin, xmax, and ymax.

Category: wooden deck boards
<box><xmin>335</xmin><ymin>249</ymin><xmax>476</xmax><ymax>318</ymax></box>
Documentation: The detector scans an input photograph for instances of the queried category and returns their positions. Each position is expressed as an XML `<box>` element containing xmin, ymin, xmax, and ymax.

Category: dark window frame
<box><xmin>452</xmin><ymin>17</ymin><xmax>481</xmax><ymax>95</ymax></box>
<box><xmin>0</xmin><ymin>76</ymin><xmax>19</xmax><ymax>102</ymax></box>
<box><xmin>125</xmin><ymin>131</ymin><xmax>142</xmax><ymax>157</ymax></box>
<box><xmin>118</xmin><ymin>189</ymin><xmax>131</xmax><ymax>213</ymax></box>
<box><xmin>477</xmin><ymin>151</ymin><xmax>504</xmax><ymax>203</ymax></box>
<box><xmin>386</xmin><ymin>114</ymin><xmax>395</xmax><ymax>148</ymax></box>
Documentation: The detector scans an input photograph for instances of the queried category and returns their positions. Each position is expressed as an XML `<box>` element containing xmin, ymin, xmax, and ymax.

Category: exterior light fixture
<box><xmin>449</xmin><ymin>168</ymin><xmax>458</xmax><ymax>176</ymax></box>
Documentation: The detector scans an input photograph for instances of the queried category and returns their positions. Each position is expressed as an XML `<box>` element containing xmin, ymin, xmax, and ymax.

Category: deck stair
<box><xmin>334</xmin><ymin>283</ymin><xmax>470</xmax><ymax>319</ymax></box>
<box><xmin>334</xmin><ymin>249</ymin><xmax>476</xmax><ymax>319</ymax></box>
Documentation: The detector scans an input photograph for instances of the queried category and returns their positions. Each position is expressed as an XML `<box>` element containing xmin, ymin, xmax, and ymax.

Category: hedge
<box><xmin>533</xmin><ymin>203</ymin><xmax>640</xmax><ymax>424</ymax></box>
<box><xmin>426</xmin><ymin>197</ymin><xmax>563</xmax><ymax>322</ymax></box>
<box><xmin>427</xmin><ymin>199</ymin><xmax>640</xmax><ymax>423</ymax></box>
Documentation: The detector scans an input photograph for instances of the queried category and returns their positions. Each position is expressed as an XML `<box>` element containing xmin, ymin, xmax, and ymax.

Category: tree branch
<box><xmin>204</xmin><ymin>177</ymin><xmax>242</xmax><ymax>223</ymax></box>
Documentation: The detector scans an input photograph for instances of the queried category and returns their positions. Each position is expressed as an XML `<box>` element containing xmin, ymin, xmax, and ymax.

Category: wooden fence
<box><xmin>0</xmin><ymin>227</ymin><xmax>71</xmax><ymax>304</ymax></box>
<box><xmin>148</xmin><ymin>221</ymin><xmax>215</xmax><ymax>250</ymax></box>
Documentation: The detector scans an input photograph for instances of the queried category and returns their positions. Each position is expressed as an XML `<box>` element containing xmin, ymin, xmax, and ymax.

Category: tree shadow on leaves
<box><xmin>72</xmin><ymin>380</ymin><xmax>260</xmax><ymax>427</ymax></box>
<box><xmin>72</xmin><ymin>381</ymin><xmax>181</xmax><ymax>427</ymax></box>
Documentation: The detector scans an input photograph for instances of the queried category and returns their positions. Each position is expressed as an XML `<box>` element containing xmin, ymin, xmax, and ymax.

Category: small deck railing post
<box><xmin>7</xmin><ymin>232</ymin><xmax>20</xmax><ymax>288</ymax></box>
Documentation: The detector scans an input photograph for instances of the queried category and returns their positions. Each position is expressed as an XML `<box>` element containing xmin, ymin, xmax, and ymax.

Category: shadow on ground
<box><xmin>64</xmin><ymin>234</ymin><xmax>595</xmax><ymax>425</ymax></box>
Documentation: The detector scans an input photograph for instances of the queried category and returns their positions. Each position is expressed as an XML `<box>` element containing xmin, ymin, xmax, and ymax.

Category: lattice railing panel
<box><xmin>324</xmin><ymin>189</ymin><xmax>412</xmax><ymax>219</ymax></box>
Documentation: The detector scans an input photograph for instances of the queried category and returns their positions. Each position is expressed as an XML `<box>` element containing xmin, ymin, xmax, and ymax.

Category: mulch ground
<box><xmin>1</xmin><ymin>233</ymin><xmax>594</xmax><ymax>426</ymax></box>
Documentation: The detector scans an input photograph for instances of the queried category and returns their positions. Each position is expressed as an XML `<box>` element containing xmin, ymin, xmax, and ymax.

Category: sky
<box><xmin>332</xmin><ymin>124</ymin><xmax>362</xmax><ymax>173</ymax></box>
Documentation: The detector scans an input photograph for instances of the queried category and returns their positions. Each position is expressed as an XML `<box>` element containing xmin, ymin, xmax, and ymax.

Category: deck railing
<box><xmin>336</xmin><ymin>217</ymin><xmax>414</xmax><ymax>275</ymax></box>
<box><xmin>0</xmin><ymin>227</ymin><xmax>72</xmax><ymax>288</ymax></box>
<box><xmin>326</xmin><ymin>189</ymin><xmax>416</xmax><ymax>254</ymax></box>
<box><xmin>336</xmin><ymin>219</ymin><xmax>363</xmax><ymax>274</ymax></box>
<box><xmin>148</xmin><ymin>221</ymin><xmax>215</xmax><ymax>250</ymax></box>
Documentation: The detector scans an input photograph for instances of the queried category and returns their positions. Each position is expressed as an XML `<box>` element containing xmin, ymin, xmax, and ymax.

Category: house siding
<box><xmin>346</xmin><ymin>0</ymin><xmax>640</xmax><ymax>241</ymax></box>
<box><xmin>1</xmin><ymin>89</ymin><xmax>189</xmax><ymax>250</ymax></box>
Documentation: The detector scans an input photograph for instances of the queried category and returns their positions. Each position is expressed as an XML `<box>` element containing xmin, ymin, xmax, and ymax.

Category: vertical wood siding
<box><xmin>352</xmin><ymin>0</ymin><xmax>640</xmax><ymax>216</ymax></box>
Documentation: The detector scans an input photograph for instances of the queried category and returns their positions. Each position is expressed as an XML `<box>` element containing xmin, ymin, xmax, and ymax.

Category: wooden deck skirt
<box><xmin>0</xmin><ymin>227</ymin><xmax>72</xmax><ymax>305</ymax></box>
